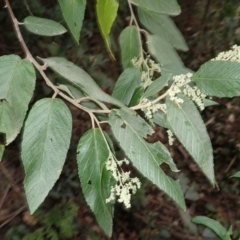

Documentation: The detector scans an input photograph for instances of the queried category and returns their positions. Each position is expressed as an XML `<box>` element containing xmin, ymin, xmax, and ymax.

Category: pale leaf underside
<box><xmin>22</xmin><ymin>98</ymin><xmax>72</xmax><ymax>213</ymax></box>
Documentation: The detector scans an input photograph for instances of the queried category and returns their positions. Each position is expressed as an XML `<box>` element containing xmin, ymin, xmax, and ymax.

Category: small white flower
<box><xmin>212</xmin><ymin>45</ymin><xmax>240</xmax><ymax>63</ymax></box>
<box><xmin>168</xmin><ymin>73</ymin><xmax>206</xmax><ymax>110</ymax></box>
<box><xmin>141</xmin><ymin>98</ymin><xmax>166</xmax><ymax>119</ymax></box>
<box><xmin>105</xmin><ymin>155</ymin><xmax>141</xmax><ymax>208</ymax></box>
<box><xmin>132</xmin><ymin>56</ymin><xmax>161</xmax><ymax>89</ymax></box>
<box><xmin>167</xmin><ymin>129</ymin><xmax>174</xmax><ymax>145</ymax></box>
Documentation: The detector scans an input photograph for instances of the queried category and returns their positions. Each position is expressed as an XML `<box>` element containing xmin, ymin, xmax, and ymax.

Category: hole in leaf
<box><xmin>120</xmin><ymin>122</ymin><xmax>126</xmax><ymax>129</ymax></box>
<box><xmin>74</xmin><ymin>22</ymin><xmax>77</xmax><ymax>27</ymax></box>
<box><xmin>160</xmin><ymin>162</ymin><xmax>171</xmax><ymax>172</ymax></box>
<box><xmin>0</xmin><ymin>132</ymin><xmax>6</xmax><ymax>145</ymax></box>
<box><xmin>50</xmin><ymin>138</ymin><xmax>53</xmax><ymax>142</ymax></box>
<box><xmin>77</xmin><ymin>151</ymin><xmax>80</xmax><ymax>154</ymax></box>
<box><xmin>88</xmin><ymin>180</ymin><xmax>92</xmax><ymax>185</ymax></box>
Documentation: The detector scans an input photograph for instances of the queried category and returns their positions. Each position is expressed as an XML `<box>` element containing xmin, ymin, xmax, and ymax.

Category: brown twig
<box><xmin>0</xmin><ymin>185</ymin><xmax>11</xmax><ymax>211</ymax></box>
<box><xmin>0</xmin><ymin>205</ymin><xmax>26</xmax><ymax>228</ymax></box>
<box><xmin>0</xmin><ymin>163</ymin><xmax>23</xmax><ymax>197</ymax></box>
<box><xmin>224</xmin><ymin>156</ymin><xmax>237</xmax><ymax>173</ymax></box>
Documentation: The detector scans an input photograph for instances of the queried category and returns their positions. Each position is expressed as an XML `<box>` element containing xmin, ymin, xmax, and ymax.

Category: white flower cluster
<box><xmin>167</xmin><ymin>130</ymin><xmax>174</xmax><ymax>145</ymax></box>
<box><xmin>183</xmin><ymin>85</ymin><xmax>206</xmax><ymax>110</ymax></box>
<box><xmin>212</xmin><ymin>45</ymin><xmax>240</xmax><ymax>63</ymax></box>
<box><xmin>105</xmin><ymin>155</ymin><xmax>141</xmax><ymax>208</ymax></box>
<box><xmin>168</xmin><ymin>73</ymin><xmax>206</xmax><ymax>110</ymax></box>
<box><xmin>132</xmin><ymin>56</ymin><xmax>161</xmax><ymax>89</ymax></box>
<box><xmin>141</xmin><ymin>98</ymin><xmax>166</xmax><ymax>119</ymax></box>
<box><xmin>131</xmin><ymin>57</ymin><xmax>142</xmax><ymax>67</ymax></box>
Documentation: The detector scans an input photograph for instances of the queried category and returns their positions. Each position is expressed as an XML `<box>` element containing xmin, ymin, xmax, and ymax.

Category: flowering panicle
<box><xmin>212</xmin><ymin>45</ymin><xmax>240</xmax><ymax>63</ymax></box>
<box><xmin>167</xmin><ymin>130</ymin><xmax>174</xmax><ymax>145</ymax></box>
<box><xmin>141</xmin><ymin>98</ymin><xmax>166</xmax><ymax>119</ymax></box>
<box><xmin>168</xmin><ymin>73</ymin><xmax>206</xmax><ymax>110</ymax></box>
<box><xmin>105</xmin><ymin>155</ymin><xmax>141</xmax><ymax>208</ymax></box>
<box><xmin>132</xmin><ymin>56</ymin><xmax>161</xmax><ymax>89</ymax></box>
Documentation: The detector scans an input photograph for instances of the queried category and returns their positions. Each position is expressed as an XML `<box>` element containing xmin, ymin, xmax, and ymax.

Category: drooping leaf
<box><xmin>109</xmin><ymin>109</ymin><xmax>185</xmax><ymax>210</ymax></box>
<box><xmin>57</xmin><ymin>84</ymin><xmax>100</xmax><ymax>110</ymax></box>
<box><xmin>96</xmin><ymin>0</ymin><xmax>119</xmax><ymax>59</ymax></box>
<box><xmin>128</xmin><ymin>86</ymin><xmax>144</xmax><ymax>107</ymax></box>
<box><xmin>77</xmin><ymin>129</ymin><xmax>114</xmax><ymax>237</ymax></box>
<box><xmin>57</xmin><ymin>0</ymin><xmax>86</xmax><ymax>43</ymax></box>
<box><xmin>230</xmin><ymin>172</ymin><xmax>240</xmax><ymax>178</ymax></box>
<box><xmin>0</xmin><ymin>55</ymin><xmax>35</xmax><ymax>145</ymax></box>
<box><xmin>148</xmin><ymin>35</ymin><xmax>183</xmax><ymax>66</ymax></box>
<box><xmin>112</xmin><ymin>68</ymin><xmax>141</xmax><ymax>105</ymax></box>
<box><xmin>21</xmin><ymin>98</ymin><xmax>72</xmax><ymax>213</ymax></box>
<box><xmin>131</xmin><ymin>0</ymin><xmax>181</xmax><ymax>16</ymax></box>
<box><xmin>24</xmin><ymin>16</ymin><xmax>67</xmax><ymax>36</ymax></box>
<box><xmin>39</xmin><ymin>57</ymin><xmax>125</xmax><ymax>108</ymax></box>
<box><xmin>0</xmin><ymin>145</ymin><xmax>4</xmax><ymax>162</ymax></box>
<box><xmin>119</xmin><ymin>26</ymin><xmax>141</xmax><ymax>69</ymax></box>
<box><xmin>192</xmin><ymin>216</ymin><xmax>229</xmax><ymax>240</ymax></box>
<box><xmin>143</xmin><ymin>74</ymin><xmax>172</xmax><ymax>98</ymax></box>
<box><xmin>192</xmin><ymin>61</ymin><xmax>240</xmax><ymax>97</ymax></box>
<box><xmin>166</xmin><ymin>95</ymin><xmax>215</xmax><ymax>185</ymax></box>
<box><xmin>57</xmin><ymin>84</ymin><xmax>75</xmax><ymax>99</ymax></box>
<box><xmin>138</xmin><ymin>8</ymin><xmax>188</xmax><ymax>51</ymax></box>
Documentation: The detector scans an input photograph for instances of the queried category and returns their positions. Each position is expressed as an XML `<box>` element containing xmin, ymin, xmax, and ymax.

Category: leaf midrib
<box><xmin>116</xmin><ymin>114</ymin><xmax>180</xmax><ymax>196</ymax></box>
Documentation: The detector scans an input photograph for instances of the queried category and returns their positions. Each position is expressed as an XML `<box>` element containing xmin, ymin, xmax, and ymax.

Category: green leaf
<box><xmin>39</xmin><ymin>57</ymin><xmax>125</xmax><ymax>108</ymax></box>
<box><xmin>128</xmin><ymin>86</ymin><xmax>144</xmax><ymax>107</ymax></box>
<box><xmin>57</xmin><ymin>83</ymin><xmax>101</xmax><ymax>110</ymax></box>
<box><xmin>138</xmin><ymin>8</ymin><xmax>188</xmax><ymax>51</ymax></box>
<box><xmin>152</xmin><ymin>112</ymin><xmax>170</xmax><ymax>129</ymax></box>
<box><xmin>24</xmin><ymin>16</ymin><xmax>67</xmax><ymax>36</ymax></box>
<box><xmin>148</xmin><ymin>35</ymin><xmax>183</xmax><ymax>66</ymax></box>
<box><xmin>96</xmin><ymin>0</ymin><xmax>119</xmax><ymax>59</ymax></box>
<box><xmin>203</xmin><ymin>98</ymin><xmax>219</xmax><ymax>107</ymax></box>
<box><xmin>230</xmin><ymin>171</ymin><xmax>240</xmax><ymax>178</ymax></box>
<box><xmin>192</xmin><ymin>61</ymin><xmax>240</xmax><ymax>97</ymax></box>
<box><xmin>143</xmin><ymin>74</ymin><xmax>172</xmax><ymax>98</ymax></box>
<box><xmin>131</xmin><ymin>0</ymin><xmax>181</xmax><ymax>16</ymax></box>
<box><xmin>0</xmin><ymin>145</ymin><xmax>4</xmax><ymax>162</ymax></box>
<box><xmin>166</xmin><ymin>95</ymin><xmax>215</xmax><ymax>185</ymax></box>
<box><xmin>0</xmin><ymin>55</ymin><xmax>35</xmax><ymax>145</ymax></box>
<box><xmin>21</xmin><ymin>98</ymin><xmax>72</xmax><ymax>213</ymax></box>
<box><xmin>57</xmin><ymin>84</ymin><xmax>75</xmax><ymax>98</ymax></box>
<box><xmin>119</xmin><ymin>26</ymin><xmax>141</xmax><ymax>69</ymax></box>
<box><xmin>161</xmin><ymin>64</ymin><xmax>193</xmax><ymax>76</ymax></box>
<box><xmin>57</xmin><ymin>0</ymin><xmax>86</xmax><ymax>44</ymax></box>
<box><xmin>192</xmin><ymin>216</ymin><xmax>229</xmax><ymax>240</ymax></box>
<box><xmin>109</xmin><ymin>109</ymin><xmax>186</xmax><ymax>210</ymax></box>
<box><xmin>112</xmin><ymin>68</ymin><xmax>141</xmax><ymax>105</ymax></box>
<box><xmin>77</xmin><ymin>129</ymin><xmax>114</xmax><ymax>237</ymax></box>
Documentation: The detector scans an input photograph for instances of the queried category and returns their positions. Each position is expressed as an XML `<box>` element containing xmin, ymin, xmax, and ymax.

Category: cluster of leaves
<box><xmin>1</xmin><ymin>0</ymin><xmax>240</xmax><ymax>238</ymax></box>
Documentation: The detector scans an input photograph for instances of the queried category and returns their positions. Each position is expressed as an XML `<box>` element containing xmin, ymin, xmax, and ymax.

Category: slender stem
<box><xmin>89</xmin><ymin>112</ymin><xmax>95</xmax><ymax>128</ymax></box>
<box><xmin>23</xmin><ymin>0</ymin><xmax>33</xmax><ymax>15</ymax></box>
<box><xmin>4</xmin><ymin>0</ymin><xmax>112</xmax><ymax>115</ymax></box>
<box><xmin>127</xmin><ymin>0</ymin><xmax>144</xmax><ymax>61</ymax></box>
